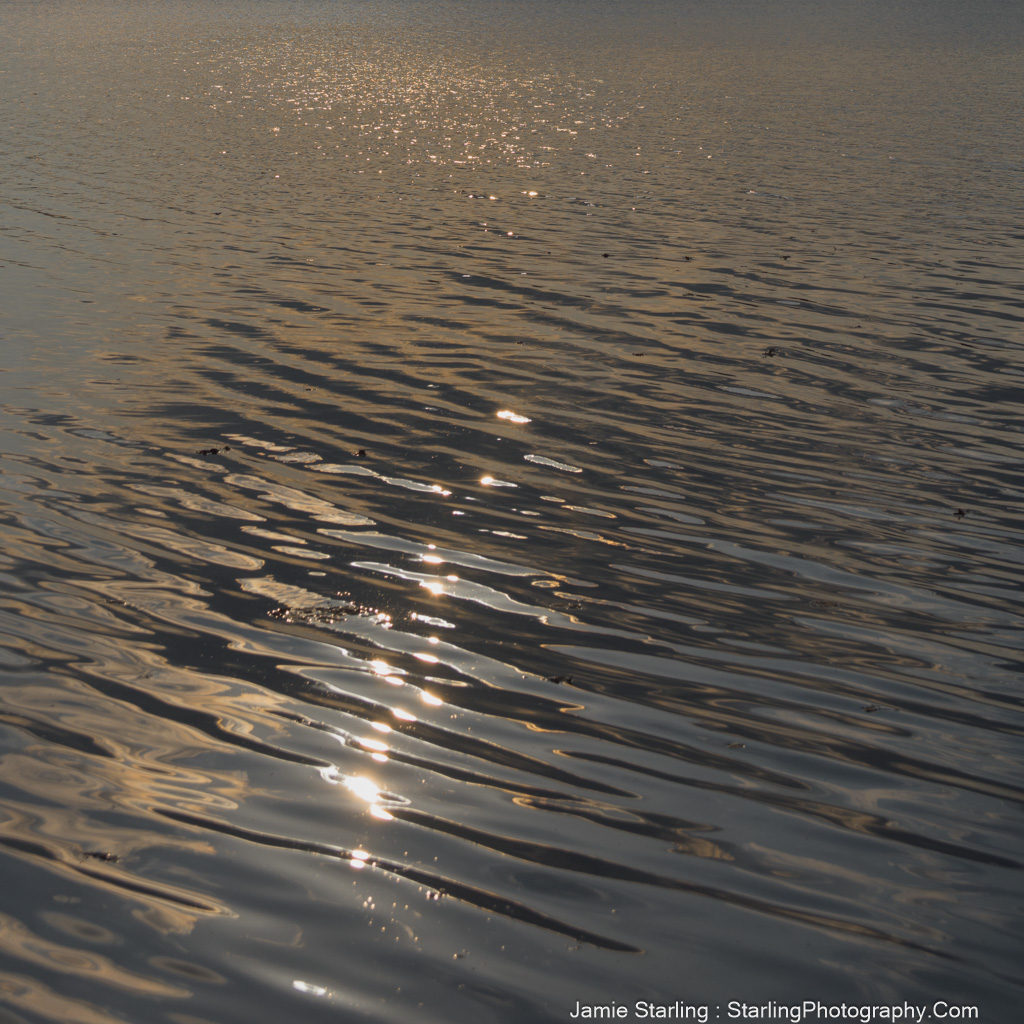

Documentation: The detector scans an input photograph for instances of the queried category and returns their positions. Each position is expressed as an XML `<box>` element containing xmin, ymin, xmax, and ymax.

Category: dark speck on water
<box><xmin>2</xmin><ymin>0</ymin><xmax>1023</xmax><ymax>1021</ymax></box>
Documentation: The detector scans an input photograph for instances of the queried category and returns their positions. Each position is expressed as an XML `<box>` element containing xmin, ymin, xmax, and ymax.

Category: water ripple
<box><xmin>3</xmin><ymin>1</ymin><xmax>1023</xmax><ymax>1020</ymax></box>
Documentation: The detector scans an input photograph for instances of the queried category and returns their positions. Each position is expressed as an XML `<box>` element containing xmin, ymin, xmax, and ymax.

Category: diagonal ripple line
<box><xmin>154</xmin><ymin>808</ymin><xmax>641</xmax><ymax>953</ymax></box>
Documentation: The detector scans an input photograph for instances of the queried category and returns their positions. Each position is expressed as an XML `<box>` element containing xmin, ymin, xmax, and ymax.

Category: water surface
<box><xmin>2</xmin><ymin>1</ymin><xmax>1023</xmax><ymax>1022</ymax></box>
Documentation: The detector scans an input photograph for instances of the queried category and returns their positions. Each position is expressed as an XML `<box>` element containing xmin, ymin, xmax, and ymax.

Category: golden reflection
<box><xmin>0</xmin><ymin>793</ymin><xmax>225</xmax><ymax>935</ymax></box>
<box><xmin>224</xmin><ymin>473</ymin><xmax>367</xmax><ymax>526</ymax></box>
<box><xmin>0</xmin><ymin>967</ymin><xmax>135</xmax><ymax>1024</ymax></box>
<box><xmin>241</xmin><ymin>527</ymin><xmax>299</xmax><ymax>543</ymax></box>
<box><xmin>128</xmin><ymin>485</ymin><xmax>264</xmax><ymax>523</ymax></box>
<box><xmin>105</xmin><ymin>519</ymin><xmax>263</xmax><ymax>572</ymax></box>
<box><xmin>0</xmin><ymin>911</ymin><xmax>189</xmax><ymax>998</ymax></box>
<box><xmin>272</xmin><ymin>546</ymin><xmax>329</xmax><ymax>560</ymax></box>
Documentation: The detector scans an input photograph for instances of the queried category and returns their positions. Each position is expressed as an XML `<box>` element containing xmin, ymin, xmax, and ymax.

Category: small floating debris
<box><xmin>196</xmin><ymin>446</ymin><xmax>231</xmax><ymax>456</ymax></box>
<box><xmin>82</xmin><ymin>851</ymin><xmax>120</xmax><ymax>863</ymax></box>
<box><xmin>354</xmin><ymin>449</ymin><xmax>367</xmax><ymax>458</ymax></box>
<box><xmin>954</xmin><ymin>508</ymin><xmax>967</xmax><ymax>518</ymax></box>
<box><xmin>547</xmin><ymin>675</ymin><xmax>573</xmax><ymax>684</ymax></box>
<box><xmin>862</xmin><ymin>704</ymin><xmax>884</xmax><ymax>713</ymax></box>
<box><xmin>763</xmin><ymin>347</ymin><xmax>778</xmax><ymax>357</ymax></box>
<box><xmin>727</xmin><ymin>742</ymin><xmax>745</xmax><ymax>749</ymax></box>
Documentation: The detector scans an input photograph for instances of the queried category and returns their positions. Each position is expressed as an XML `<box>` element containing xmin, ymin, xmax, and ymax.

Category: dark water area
<box><xmin>2</xmin><ymin>1</ymin><xmax>1023</xmax><ymax>1022</ymax></box>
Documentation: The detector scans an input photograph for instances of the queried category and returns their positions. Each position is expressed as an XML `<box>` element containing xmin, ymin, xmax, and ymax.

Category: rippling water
<box><xmin>2</xmin><ymin>1</ymin><xmax>1023</xmax><ymax>1021</ymax></box>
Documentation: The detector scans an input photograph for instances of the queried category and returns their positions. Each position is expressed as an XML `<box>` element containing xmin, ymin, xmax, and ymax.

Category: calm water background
<box><xmin>2</xmin><ymin>1</ymin><xmax>1023</xmax><ymax>1021</ymax></box>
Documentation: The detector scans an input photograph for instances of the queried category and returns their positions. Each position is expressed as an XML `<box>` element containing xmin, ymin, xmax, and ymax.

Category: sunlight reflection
<box><xmin>293</xmin><ymin>980</ymin><xmax>329</xmax><ymax>997</ymax></box>
<box><xmin>496</xmin><ymin>410</ymin><xmax>531</xmax><ymax>424</ymax></box>
<box><xmin>343</xmin><ymin>775</ymin><xmax>395</xmax><ymax>821</ymax></box>
<box><xmin>411</xmin><ymin>612</ymin><xmax>455</xmax><ymax>629</ymax></box>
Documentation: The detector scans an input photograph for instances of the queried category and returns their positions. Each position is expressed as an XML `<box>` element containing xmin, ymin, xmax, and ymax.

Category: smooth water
<box><xmin>2</xmin><ymin>1</ymin><xmax>1023</xmax><ymax>1022</ymax></box>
